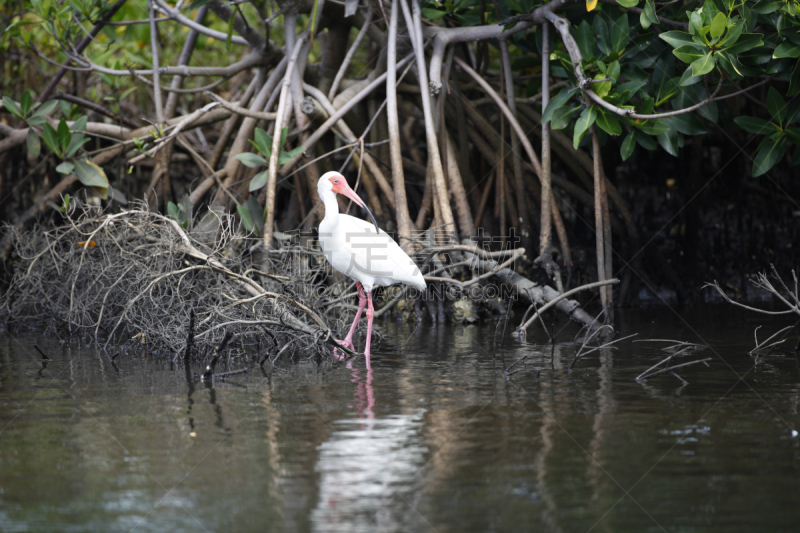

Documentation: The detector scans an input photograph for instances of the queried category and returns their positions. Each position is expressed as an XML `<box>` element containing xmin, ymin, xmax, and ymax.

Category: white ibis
<box><xmin>317</xmin><ymin>171</ymin><xmax>426</xmax><ymax>368</ymax></box>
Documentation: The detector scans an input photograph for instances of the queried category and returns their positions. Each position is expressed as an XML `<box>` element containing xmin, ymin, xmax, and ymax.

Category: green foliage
<box><xmin>236</xmin><ymin>127</ymin><xmax>306</xmax><ymax>192</ymax></box>
<box><xmin>497</xmin><ymin>0</ymin><xmax>800</xmax><ymax>172</ymax></box>
<box><xmin>3</xmin><ymin>88</ymin><xmax>107</xmax><ymax>193</ymax></box>
<box><xmin>237</xmin><ymin>196</ymin><xmax>265</xmax><ymax>236</ymax></box>
<box><xmin>167</xmin><ymin>199</ymin><xmax>192</xmax><ymax>229</ymax></box>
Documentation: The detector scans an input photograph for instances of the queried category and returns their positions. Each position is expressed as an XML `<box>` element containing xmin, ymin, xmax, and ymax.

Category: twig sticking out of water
<box><xmin>503</xmin><ymin>355</ymin><xmax>528</xmax><ymax>378</ymax></box>
<box><xmin>569</xmin><ymin>332</ymin><xmax>637</xmax><ymax>370</ymax></box>
<box><xmin>202</xmin><ymin>331</ymin><xmax>233</xmax><ymax>381</ymax></box>
<box><xmin>494</xmin><ymin>297</ymin><xmax>514</xmax><ymax>356</ymax></box>
<box><xmin>750</xmin><ymin>325</ymin><xmax>795</xmax><ymax>356</ymax></box>
<box><xmin>183</xmin><ymin>310</ymin><xmax>195</xmax><ymax>364</ymax></box>
<box><xmin>33</xmin><ymin>343</ymin><xmax>51</xmax><ymax>361</ymax></box>
<box><xmin>208</xmin><ymin>368</ymin><xmax>248</xmax><ymax>379</ymax></box>
<box><xmin>514</xmin><ymin>289</ymin><xmax>552</xmax><ymax>342</ymax></box>
<box><xmin>704</xmin><ymin>265</ymin><xmax>800</xmax><ymax>317</ymax></box>
<box><xmin>636</xmin><ymin>357</ymin><xmax>711</xmax><ymax>383</ymax></box>
<box><xmin>632</xmin><ymin>339</ymin><xmax>707</xmax><ymax>354</ymax></box>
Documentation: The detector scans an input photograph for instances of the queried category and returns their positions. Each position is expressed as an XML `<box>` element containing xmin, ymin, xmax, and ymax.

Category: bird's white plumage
<box><xmin>319</xmin><ymin>213</ymin><xmax>425</xmax><ymax>292</ymax></box>
<box><xmin>317</xmin><ymin>172</ymin><xmax>426</xmax><ymax>293</ymax></box>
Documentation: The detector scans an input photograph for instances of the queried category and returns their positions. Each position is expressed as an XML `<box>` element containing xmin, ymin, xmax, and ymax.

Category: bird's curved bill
<box><xmin>340</xmin><ymin>185</ymin><xmax>380</xmax><ymax>233</ymax></box>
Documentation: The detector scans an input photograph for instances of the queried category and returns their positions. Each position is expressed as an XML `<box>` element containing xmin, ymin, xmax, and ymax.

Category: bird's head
<box><xmin>318</xmin><ymin>171</ymin><xmax>380</xmax><ymax>232</ymax></box>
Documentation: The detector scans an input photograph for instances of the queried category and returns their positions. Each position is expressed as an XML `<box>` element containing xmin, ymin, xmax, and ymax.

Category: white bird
<box><xmin>317</xmin><ymin>171</ymin><xmax>426</xmax><ymax>368</ymax></box>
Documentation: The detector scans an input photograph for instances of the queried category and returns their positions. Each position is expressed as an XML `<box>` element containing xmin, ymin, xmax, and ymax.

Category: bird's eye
<box><xmin>334</xmin><ymin>180</ymin><xmax>338</xmax><ymax>183</ymax></box>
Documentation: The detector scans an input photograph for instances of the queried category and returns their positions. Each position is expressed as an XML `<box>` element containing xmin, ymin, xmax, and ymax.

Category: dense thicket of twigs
<box><xmin>0</xmin><ymin>201</ymin><xmax>336</xmax><ymax>359</ymax></box>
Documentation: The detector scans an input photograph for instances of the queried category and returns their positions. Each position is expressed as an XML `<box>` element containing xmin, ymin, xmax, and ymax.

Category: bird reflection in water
<box><xmin>346</xmin><ymin>360</ymin><xmax>374</xmax><ymax>420</ymax></box>
<box><xmin>312</xmin><ymin>362</ymin><xmax>428</xmax><ymax>530</ymax></box>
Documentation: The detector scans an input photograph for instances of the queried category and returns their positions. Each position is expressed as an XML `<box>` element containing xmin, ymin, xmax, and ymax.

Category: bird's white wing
<box><xmin>329</xmin><ymin>214</ymin><xmax>425</xmax><ymax>290</ymax></box>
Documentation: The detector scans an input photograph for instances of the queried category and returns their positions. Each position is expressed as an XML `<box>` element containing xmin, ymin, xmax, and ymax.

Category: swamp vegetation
<box><xmin>0</xmin><ymin>0</ymin><xmax>799</xmax><ymax>357</ymax></box>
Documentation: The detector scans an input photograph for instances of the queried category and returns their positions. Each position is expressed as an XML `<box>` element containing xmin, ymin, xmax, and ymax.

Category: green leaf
<box><xmin>245</xmin><ymin>196</ymin><xmax>264</xmax><ymax>236</ymax></box>
<box><xmin>640</xmin><ymin>119</ymin><xmax>670</xmax><ymax>136</ymax></box>
<box><xmin>26</xmin><ymin>116</ymin><xmax>47</xmax><ymax>127</ymax></box>
<box><xmin>643</xmin><ymin>0</ymin><xmax>658</xmax><ymax>25</ymax></box>
<box><xmin>237</xmin><ymin>204</ymin><xmax>255</xmax><ymax>233</ymax></box>
<box><xmin>710</xmin><ymin>13</ymin><xmax>727</xmax><ymax>40</ymax></box>
<box><xmin>673</xmin><ymin>45</ymin><xmax>705</xmax><ymax>64</ymax></box>
<box><xmin>655</xmin><ymin>77</ymin><xmax>680</xmax><ymax>106</ymax></box>
<box><xmin>41</xmin><ymin>122</ymin><xmax>60</xmax><ymax>156</ymax></box>
<box><xmin>235</xmin><ymin>153</ymin><xmax>268</xmax><ymax>168</ymax></box>
<box><xmin>608</xmin><ymin>61</ymin><xmax>621</xmax><ymax>82</ymax></box>
<box><xmin>718</xmin><ymin>20</ymin><xmax>744</xmax><ymax>49</ymax></box>
<box><xmin>620</xmin><ymin>131</ymin><xmax>636</xmax><ymax>160</ymax></box>
<box><xmin>679</xmin><ymin>66</ymin><xmax>703</xmax><ymax>86</ymax></box>
<box><xmin>574</xmin><ymin>21</ymin><xmax>595</xmax><ymax>61</ymax></box>
<box><xmin>71</xmin><ymin>115</ymin><xmax>88</xmax><ymax>133</ymax></box>
<box><xmin>249</xmin><ymin>170</ymin><xmax>268</xmax><ymax>192</ymax></box>
<box><xmin>65</xmin><ymin>133</ymin><xmax>90</xmax><ymax>158</ymax></box>
<box><xmin>26</xmin><ymin>129</ymin><xmax>40</xmax><ymax>159</ymax></box>
<box><xmin>57</xmin><ymin>118</ymin><xmax>70</xmax><ymax>155</ymax></box>
<box><xmin>73</xmin><ymin>159</ymin><xmax>109</xmax><ymax>189</ymax></box>
<box><xmin>253</xmin><ymin>127</ymin><xmax>272</xmax><ymax>156</ymax></box>
<box><xmin>573</xmin><ymin>107</ymin><xmax>597</xmax><ymax>149</ymax></box>
<box><xmin>790</xmin><ymin>59</ymin><xmax>800</xmax><ymax>97</ymax></box>
<box><xmin>752</xmin><ymin>135</ymin><xmax>786</xmax><ymax>176</ymax></box>
<box><xmin>785</xmin><ymin>127</ymin><xmax>800</xmax><ymax>145</ymax></box>
<box><xmin>615</xmin><ymin>80</ymin><xmax>647</xmax><ymax>99</ymax></box>
<box><xmin>421</xmin><ymin>7</ymin><xmax>448</xmax><ymax>20</ymax></box>
<box><xmin>661</xmin><ymin>114</ymin><xmax>707</xmax><ymax>136</ymax></box>
<box><xmin>634</xmin><ymin>129</ymin><xmax>658</xmax><ymax>150</ymax></box>
<box><xmin>767</xmin><ymin>86</ymin><xmax>787</xmax><ymax>125</ymax></box>
<box><xmin>595</xmin><ymin>109</ymin><xmax>622</xmax><ymax>136</ymax></box>
<box><xmin>690</xmin><ymin>51</ymin><xmax>717</xmax><ymax>76</ymax></box>
<box><xmin>593</xmin><ymin>73</ymin><xmax>612</xmax><ymax>98</ymax></box>
<box><xmin>702</xmin><ymin>0</ymin><xmax>720</xmax><ymax>26</ymax></box>
<box><xmin>659</xmin><ymin>31</ymin><xmax>697</xmax><ymax>49</ymax></box>
<box><xmin>20</xmin><ymin>90</ymin><xmax>32</xmax><ymax>117</ymax></box>
<box><xmin>610</xmin><ymin>14</ymin><xmax>630</xmax><ymax>54</ymax></box>
<box><xmin>734</xmin><ymin>116</ymin><xmax>772</xmax><ymax>134</ymax></box>
<box><xmin>689</xmin><ymin>12</ymin><xmax>703</xmax><ymax>37</ymax></box>
<box><xmin>640</xmin><ymin>9</ymin><xmax>652</xmax><ymax>30</ymax></box>
<box><xmin>725</xmin><ymin>34</ymin><xmax>764</xmax><ymax>55</ymax></box>
<box><xmin>551</xmin><ymin>106</ymin><xmax>580</xmax><ymax>129</ymax></box>
<box><xmin>616</xmin><ymin>0</ymin><xmax>639</xmax><ymax>6</ymax></box>
<box><xmin>752</xmin><ymin>0</ymin><xmax>782</xmax><ymax>14</ymax></box>
<box><xmin>786</xmin><ymin>98</ymin><xmax>800</xmax><ymax>125</ymax></box>
<box><xmin>541</xmin><ymin>88</ymin><xmax>574</xmax><ymax>124</ymax></box>
<box><xmin>279</xmin><ymin>145</ymin><xmax>306</xmax><ymax>165</ymax></box>
<box><xmin>2</xmin><ymin>97</ymin><xmax>23</xmax><ymax>119</ymax></box>
<box><xmin>56</xmin><ymin>161</ymin><xmax>74</xmax><ymax>174</ymax></box>
<box><xmin>592</xmin><ymin>16</ymin><xmax>611</xmax><ymax>56</ymax></box>
<box><xmin>30</xmin><ymin>99</ymin><xmax>58</xmax><ymax>118</ymax></box>
<box><xmin>657</xmin><ymin>129</ymin><xmax>681</xmax><ymax>157</ymax></box>
<box><xmin>280</xmin><ymin>127</ymin><xmax>288</xmax><ymax>147</ymax></box>
<box><xmin>774</xmin><ymin>41</ymin><xmax>800</xmax><ymax>59</ymax></box>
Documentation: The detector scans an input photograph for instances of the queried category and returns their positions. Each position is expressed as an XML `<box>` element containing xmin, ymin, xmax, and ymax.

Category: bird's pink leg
<box><xmin>339</xmin><ymin>282</ymin><xmax>367</xmax><ymax>349</ymax></box>
<box><xmin>364</xmin><ymin>290</ymin><xmax>375</xmax><ymax>370</ymax></box>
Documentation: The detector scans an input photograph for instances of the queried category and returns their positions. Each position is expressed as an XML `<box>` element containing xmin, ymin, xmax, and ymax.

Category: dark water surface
<box><xmin>1</xmin><ymin>306</ymin><xmax>799</xmax><ymax>532</ymax></box>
